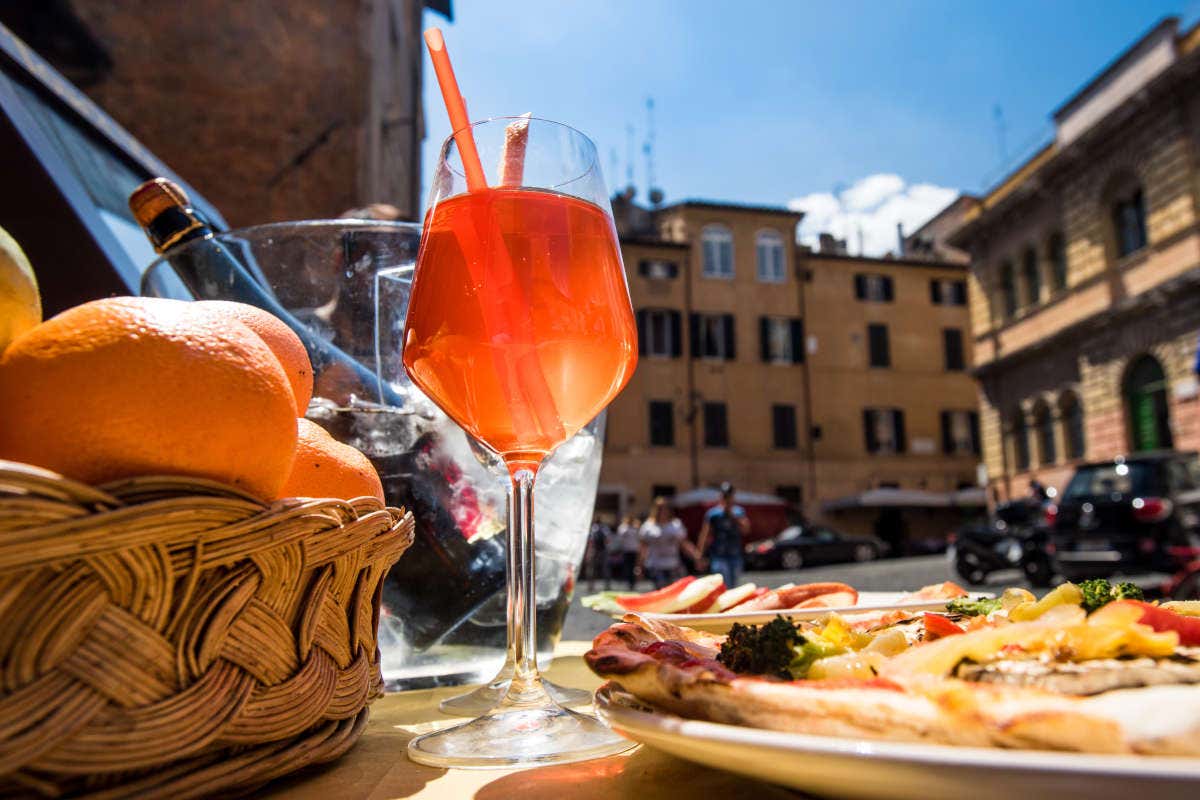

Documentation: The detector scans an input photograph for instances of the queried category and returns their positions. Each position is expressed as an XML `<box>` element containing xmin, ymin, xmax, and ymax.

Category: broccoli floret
<box><xmin>717</xmin><ymin>616</ymin><xmax>801</xmax><ymax>679</ymax></box>
<box><xmin>1113</xmin><ymin>581</ymin><xmax>1145</xmax><ymax>603</ymax></box>
<box><xmin>1078</xmin><ymin>578</ymin><xmax>1145</xmax><ymax>612</ymax></box>
<box><xmin>946</xmin><ymin>596</ymin><xmax>1002</xmax><ymax>617</ymax></box>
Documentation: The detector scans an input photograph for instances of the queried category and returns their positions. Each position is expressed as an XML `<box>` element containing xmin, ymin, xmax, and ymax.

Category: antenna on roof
<box><xmin>625</xmin><ymin>123</ymin><xmax>636</xmax><ymax>194</ymax></box>
<box><xmin>644</xmin><ymin>97</ymin><xmax>663</xmax><ymax>207</ymax></box>
<box><xmin>993</xmin><ymin>104</ymin><xmax>1008</xmax><ymax>167</ymax></box>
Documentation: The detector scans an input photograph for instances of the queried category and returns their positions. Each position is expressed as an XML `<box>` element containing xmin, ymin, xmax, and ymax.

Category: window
<box><xmin>863</xmin><ymin>408</ymin><xmax>906</xmax><ymax>454</ymax></box>
<box><xmin>760</xmin><ymin>317</ymin><xmax>804</xmax><ymax>364</ymax></box>
<box><xmin>636</xmin><ymin>309</ymin><xmax>682</xmax><ymax>358</ymax></box>
<box><xmin>701</xmin><ymin>224</ymin><xmax>734</xmax><ymax>278</ymax></box>
<box><xmin>638</xmin><ymin>259</ymin><xmax>678</xmax><ymax>279</ymax></box>
<box><xmin>1124</xmin><ymin>354</ymin><xmax>1173</xmax><ymax>452</ymax></box>
<box><xmin>648</xmin><ymin>401</ymin><xmax>674</xmax><ymax>447</ymax></box>
<box><xmin>1048</xmin><ymin>232</ymin><xmax>1067</xmax><ymax>292</ymax></box>
<box><xmin>756</xmin><ymin>229</ymin><xmax>786</xmax><ymax>282</ymax></box>
<box><xmin>1033</xmin><ymin>402</ymin><xmax>1056</xmax><ymax>465</ymax></box>
<box><xmin>930</xmin><ymin>278</ymin><xmax>967</xmax><ymax>306</ymax></box>
<box><xmin>772</xmin><ymin>404</ymin><xmax>798</xmax><ymax>449</ymax></box>
<box><xmin>690</xmin><ymin>313</ymin><xmax>736</xmax><ymax>360</ymax></box>
<box><xmin>651</xmin><ymin>484</ymin><xmax>677</xmax><ymax>499</ymax></box>
<box><xmin>854</xmin><ymin>273</ymin><xmax>894</xmax><ymax>302</ymax></box>
<box><xmin>867</xmin><ymin>323</ymin><xmax>890</xmax><ymax>368</ymax></box>
<box><xmin>1021</xmin><ymin>247</ymin><xmax>1040</xmax><ymax>306</ymax></box>
<box><xmin>703</xmin><ymin>402</ymin><xmax>729</xmax><ymax>448</ymax></box>
<box><xmin>1060</xmin><ymin>391</ymin><xmax>1085</xmax><ymax>460</ymax></box>
<box><xmin>1011</xmin><ymin>411</ymin><xmax>1030</xmax><ymax>471</ymax></box>
<box><xmin>1112</xmin><ymin>188</ymin><xmax>1147</xmax><ymax>258</ymax></box>
<box><xmin>943</xmin><ymin>328</ymin><xmax>965</xmax><ymax>371</ymax></box>
<box><xmin>776</xmin><ymin>485</ymin><xmax>802</xmax><ymax>506</ymax></box>
<box><xmin>940</xmin><ymin>410</ymin><xmax>981</xmax><ymax>455</ymax></box>
<box><xmin>999</xmin><ymin>260</ymin><xmax>1017</xmax><ymax>318</ymax></box>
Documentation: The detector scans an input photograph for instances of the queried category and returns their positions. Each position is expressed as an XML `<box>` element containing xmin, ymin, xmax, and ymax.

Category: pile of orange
<box><xmin>0</xmin><ymin>296</ymin><xmax>382</xmax><ymax>503</ymax></box>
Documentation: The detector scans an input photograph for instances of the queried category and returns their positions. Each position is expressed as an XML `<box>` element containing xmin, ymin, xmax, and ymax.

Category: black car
<box><xmin>1045</xmin><ymin>451</ymin><xmax>1200</xmax><ymax>581</ymax></box>
<box><xmin>744</xmin><ymin>525</ymin><xmax>883</xmax><ymax>570</ymax></box>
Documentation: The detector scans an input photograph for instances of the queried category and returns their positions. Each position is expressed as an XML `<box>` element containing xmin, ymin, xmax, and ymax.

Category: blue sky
<box><xmin>421</xmin><ymin>1</ymin><xmax>1200</xmax><ymax>255</ymax></box>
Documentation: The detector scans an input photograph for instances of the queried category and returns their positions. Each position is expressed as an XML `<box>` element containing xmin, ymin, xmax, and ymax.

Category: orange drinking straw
<box><xmin>423</xmin><ymin>28</ymin><xmax>487</xmax><ymax>192</ymax></box>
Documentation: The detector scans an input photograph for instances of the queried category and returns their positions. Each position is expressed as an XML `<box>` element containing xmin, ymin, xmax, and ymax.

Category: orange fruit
<box><xmin>0</xmin><ymin>296</ymin><xmax>298</xmax><ymax>500</ymax></box>
<box><xmin>280</xmin><ymin>418</ymin><xmax>384</xmax><ymax>502</ymax></box>
<box><xmin>193</xmin><ymin>300</ymin><xmax>312</xmax><ymax>415</ymax></box>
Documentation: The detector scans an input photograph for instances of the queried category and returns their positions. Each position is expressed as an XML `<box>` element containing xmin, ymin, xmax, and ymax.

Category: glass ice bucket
<box><xmin>141</xmin><ymin>220</ymin><xmax>604</xmax><ymax>689</ymax></box>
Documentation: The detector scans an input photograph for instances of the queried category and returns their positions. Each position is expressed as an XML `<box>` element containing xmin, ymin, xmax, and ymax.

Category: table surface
<box><xmin>259</xmin><ymin>641</ymin><xmax>801</xmax><ymax>800</ymax></box>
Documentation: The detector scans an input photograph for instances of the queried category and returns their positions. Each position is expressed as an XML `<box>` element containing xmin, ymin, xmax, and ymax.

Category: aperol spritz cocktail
<box><xmin>402</xmin><ymin>117</ymin><xmax>637</xmax><ymax>768</ymax></box>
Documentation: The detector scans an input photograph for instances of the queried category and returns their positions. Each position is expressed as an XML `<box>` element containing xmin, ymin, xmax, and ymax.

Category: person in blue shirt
<box><xmin>696</xmin><ymin>482</ymin><xmax>751</xmax><ymax>587</ymax></box>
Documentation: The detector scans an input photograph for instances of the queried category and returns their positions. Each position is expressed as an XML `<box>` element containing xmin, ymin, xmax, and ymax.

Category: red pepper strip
<box><xmin>1110</xmin><ymin>600</ymin><xmax>1200</xmax><ymax>647</ymax></box>
<box><xmin>615</xmin><ymin>576</ymin><xmax>696</xmax><ymax>611</ymax></box>
<box><xmin>923</xmin><ymin>612</ymin><xmax>965</xmax><ymax>640</ymax></box>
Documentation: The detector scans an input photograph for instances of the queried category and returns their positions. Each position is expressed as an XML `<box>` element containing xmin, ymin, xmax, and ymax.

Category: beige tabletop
<box><xmin>260</xmin><ymin>641</ymin><xmax>802</xmax><ymax>800</ymax></box>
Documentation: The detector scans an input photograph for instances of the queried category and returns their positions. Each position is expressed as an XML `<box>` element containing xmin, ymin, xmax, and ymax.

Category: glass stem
<box><xmin>503</xmin><ymin>465</ymin><xmax>548</xmax><ymax>706</ymax></box>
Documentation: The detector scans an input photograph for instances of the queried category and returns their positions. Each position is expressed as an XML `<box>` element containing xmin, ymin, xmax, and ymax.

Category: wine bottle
<box><xmin>128</xmin><ymin>178</ymin><xmax>403</xmax><ymax>408</ymax></box>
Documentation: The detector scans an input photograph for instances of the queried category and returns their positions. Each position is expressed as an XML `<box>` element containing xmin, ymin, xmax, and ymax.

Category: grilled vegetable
<box><xmin>1078</xmin><ymin>579</ymin><xmax>1144</xmax><ymax>613</ymax></box>
<box><xmin>717</xmin><ymin>616</ymin><xmax>801</xmax><ymax>679</ymax></box>
<box><xmin>945</xmin><ymin>596</ymin><xmax>1002</xmax><ymax>617</ymax></box>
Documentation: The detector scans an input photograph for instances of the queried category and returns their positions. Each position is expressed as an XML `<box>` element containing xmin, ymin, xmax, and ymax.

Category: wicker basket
<box><xmin>0</xmin><ymin>459</ymin><xmax>414</xmax><ymax>799</ymax></box>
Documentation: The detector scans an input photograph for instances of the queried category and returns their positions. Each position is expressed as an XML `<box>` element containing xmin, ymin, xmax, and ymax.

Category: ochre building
<box><xmin>601</xmin><ymin>195</ymin><xmax>982</xmax><ymax>547</ymax></box>
<box><xmin>949</xmin><ymin>17</ymin><xmax>1200</xmax><ymax>501</ymax></box>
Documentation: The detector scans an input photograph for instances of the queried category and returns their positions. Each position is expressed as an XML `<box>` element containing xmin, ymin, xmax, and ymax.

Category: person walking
<box><xmin>637</xmin><ymin>497</ymin><xmax>694</xmax><ymax>589</ymax></box>
<box><xmin>612</xmin><ymin>514</ymin><xmax>642</xmax><ymax>590</ymax></box>
<box><xmin>696</xmin><ymin>482</ymin><xmax>750</xmax><ymax>588</ymax></box>
<box><xmin>584</xmin><ymin>517</ymin><xmax>612</xmax><ymax>591</ymax></box>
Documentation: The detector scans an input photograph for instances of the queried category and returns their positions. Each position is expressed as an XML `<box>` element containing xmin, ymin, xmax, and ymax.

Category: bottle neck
<box><xmin>146</xmin><ymin>206</ymin><xmax>212</xmax><ymax>253</ymax></box>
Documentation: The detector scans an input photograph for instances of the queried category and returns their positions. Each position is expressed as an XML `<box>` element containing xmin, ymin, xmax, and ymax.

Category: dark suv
<box><xmin>1045</xmin><ymin>451</ymin><xmax>1200</xmax><ymax>580</ymax></box>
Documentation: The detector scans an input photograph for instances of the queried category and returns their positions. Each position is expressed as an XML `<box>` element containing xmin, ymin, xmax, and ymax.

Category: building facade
<box><xmin>949</xmin><ymin>18</ymin><xmax>1200</xmax><ymax>501</ymax></box>
<box><xmin>0</xmin><ymin>0</ymin><xmax>447</xmax><ymax>226</ymax></box>
<box><xmin>602</xmin><ymin>195</ymin><xmax>981</xmax><ymax>546</ymax></box>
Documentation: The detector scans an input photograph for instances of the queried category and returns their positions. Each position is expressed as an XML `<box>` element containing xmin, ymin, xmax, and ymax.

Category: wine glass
<box><xmin>402</xmin><ymin>117</ymin><xmax>638</xmax><ymax>767</ymax></box>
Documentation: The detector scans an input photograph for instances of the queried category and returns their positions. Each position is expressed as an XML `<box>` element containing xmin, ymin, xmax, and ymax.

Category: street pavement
<box><xmin>563</xmin><ymin>553</ymin><xmax>968</xmax><ymax>642</ymax></box>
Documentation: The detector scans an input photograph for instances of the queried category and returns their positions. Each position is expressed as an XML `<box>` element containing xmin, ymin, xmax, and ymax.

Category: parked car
<box><xmin>744</xmin><ymin>524</ymin><xmax>883</xmax><ymax>570</ymax></box>
<box><xmin>1043</xmin><ymin>451</ymin><xmax>1200</xmax><ymax>582</ymax></box>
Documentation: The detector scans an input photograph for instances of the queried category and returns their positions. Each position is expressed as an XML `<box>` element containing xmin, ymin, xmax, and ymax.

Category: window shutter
<box><xmin>689</xmin><ymin>313</ymin><xmax>701</xmax><ymax>358</ymax></box>
<box><xmin>863</xmin><ymin>409</ymin><xmax>878</xmax><ymax>453</ymax></box>
<box><xmin>760</xmin><ymin>317</ymin><xmax>771</xmax><ymax>362</ymax></box>
<box><xmin>969</xmin><ymin>411</ymin><xmax>981</xmax><ymax>455</ymax></box>
<box><xmin>723</xmin><ymin>313</ymin><xmax>736</xmax><ymax>360</ymax></box>
<box><xmin>636</xmin><ymin>310</ymin><xmax>647</xmax><ymax>356</ymax></box>
<box><xmin>669</xmin><ymin>311</ymin><xmax>682</xmax><ymax>358</ymax></box>
<box><xmin>893</xmin><ymin>409</ymin><xmax>907</xmax><ymax>453</ymax></box>
<box><xmin>790</xmin><ymin>318</ymin><xmax>805</xmax><ymax>363</ymax></box>
<box><xmin>952</xmin><ymin>280</ymin><xmax>967</xmax><ymax>305</ymax></box>
<box><xmin>940</xmin><ymin>411</ymin><xmax>953</xmax><ymax>454</ymax></box>
<box><xmin>930</xmin><ymin>279</ymin><xmax>942</xmax><ymax>305</ymax></box>
<box><xmin>854</xmin><ymin>274</ymin><xmax>866</xmax><ymax>299</ymax></box>
<box><xmin>883</xmin><ymin>276</ymin><xmax>895</xmax><ymax>302</ymax></box>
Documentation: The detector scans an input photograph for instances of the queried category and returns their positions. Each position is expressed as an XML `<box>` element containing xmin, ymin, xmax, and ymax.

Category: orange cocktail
<box><xmin>403</xmin><ymin>186</ymin><xmax>636</xmax><ymax>466</ymax></box>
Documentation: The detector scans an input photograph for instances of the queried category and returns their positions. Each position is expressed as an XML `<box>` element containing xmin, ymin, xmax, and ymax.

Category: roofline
<box><xmin>798</xmin><ymin>251</ymin><xmax>968</xmax><ymax>271</ymax></box>
<box><xmin>657</xmin><ymin>199</ymin><xmax>805</xmax><ymax>218</ymax></box>
<box><xmin>1051</xmin><ymin>17</ymin><xmax>1179</xmax><ymax>121</ymax></box>
<box><xmin>619</xmin><ymin>236</ymin><xmax>690</xmax><ymax>250</ymax></box>
<box><xmin>908</xmin><ymin>193</ymin><xmax>982</xmax><ymax>238</ymax></box>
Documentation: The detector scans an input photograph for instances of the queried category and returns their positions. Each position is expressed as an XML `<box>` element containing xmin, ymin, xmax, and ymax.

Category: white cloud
<box><xmin>788</xmin><ymin>174</ymin><xmax>958</xmax><ymax>257</ymax></box>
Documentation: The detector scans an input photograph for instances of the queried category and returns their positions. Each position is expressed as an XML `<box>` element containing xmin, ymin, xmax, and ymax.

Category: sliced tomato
<box><xmin>614</xmin><ymin>576</ymin><xmax>695</xmax><ymax>612</ymax></box>
<box><xmin>777</xmin><ymin>582</ymin><xmax>858</xmax><ymax>608</ymax></box>
<box><xmin>791</xmin><ymin>590</ymin><xmax>858</xmax><ymax>609</ymax></box>
<box><xmin>923</xmin><ymin>612</ymin><xmax>965</xmax><ymax>640</ymax></box>
<box><xmin>1112</xmin><ymin>600</ymin><xmax>1200</xmax><ymax>646</ymax></box>
<box><xmin>714</xmin><ymin>583</ymin><xmax>759</xmax><ymax>611</ymax></box>
<box><xmin>905</xmin><ymin>581</ymin><xmax>969</xmax><ymax>601</ymax></box>
<box><xmin>669</xmin><ymin>574</ymin><xmax>725</xmax><ymax>613</ymax></box>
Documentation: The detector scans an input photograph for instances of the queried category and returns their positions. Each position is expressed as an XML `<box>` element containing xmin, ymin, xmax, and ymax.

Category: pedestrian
<box><xmin>638</xmin><ymin>497</ymin><xmax>695</xmax><ymax>589</ymax></box>
<box><xmin>584</xmin><ymin>517</ymin><xmax>612</xmax><ymax>591</ymax></box>
<box><xmin>612</xmin><ymin>514</ymin><xmax>642</xmax><ymax>590</ymax></box>
<box><xmin>696</xmin><ymin>482</ymin><xmax>750</xmax><ymax>588</ymax></box>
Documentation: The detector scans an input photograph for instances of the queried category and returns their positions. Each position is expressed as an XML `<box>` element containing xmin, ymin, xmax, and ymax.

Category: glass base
<box><xmin>440</xmin><ymin>671</ymin><xmax>591</xmax><ymax>715</ymax></box>
<box><xmin>407</xmin><ymin>703</ymin><xmax>634</xmax><ymax>768</ymax></box>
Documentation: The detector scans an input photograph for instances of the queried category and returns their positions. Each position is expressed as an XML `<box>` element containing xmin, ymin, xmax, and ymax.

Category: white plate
<box><xmin>641</xmin><ymin>591</ymin><xmax>963</xmax><ymax>632</ymax></box>
<box><xmin>594</xmin><ymin>684</ymin><xmax>1200</xmax><ymax>800</ymax></box>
